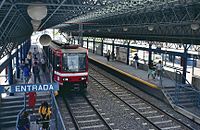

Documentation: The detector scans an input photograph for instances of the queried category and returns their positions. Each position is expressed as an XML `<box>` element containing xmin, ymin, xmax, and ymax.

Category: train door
<box><xmin>53</xmin><ymin>53</ymin><xmax>61</xmax><ymax>82</ymax></box>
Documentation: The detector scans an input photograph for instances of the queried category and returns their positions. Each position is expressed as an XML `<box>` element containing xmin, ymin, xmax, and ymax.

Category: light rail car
<box><xmin>44</xmin><ymin>40</ymin><xmax>88</xmax><ymax>91</ymax></box>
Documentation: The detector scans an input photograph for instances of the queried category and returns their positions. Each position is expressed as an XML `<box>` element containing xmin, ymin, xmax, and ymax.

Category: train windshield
<box><xmin>62</xmin><ymin>53</ymin><xmax>86</xmax><ymax>72</ymax></box>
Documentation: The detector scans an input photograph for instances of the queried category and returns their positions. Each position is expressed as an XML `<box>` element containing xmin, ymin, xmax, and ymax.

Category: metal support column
<box><xmin>22</xmin><ymin>43</ymin><xmax>26</xmax><ymax>59</ymax></box>
<box><xmin>148</xmin><ymin>43</ymin><xmax>152</xmax><ymax>64</ymax></box>
<box><xmin>101</xmin><ymin>39</ymin><xmax>104</xmax><ymax>56</ymax></box>
<box><xmin>87</xmin><ymin>39</ymin><xmax>89</xmax><ymax>49</ymax></box>
<box><xmin>20</xmin><ymin>44</ymin><xmax>23</xmax><ymax>61</ymax></box>
<box><xmin>8</xmin><ymin>53</ymin><xmax>13</xmax><ymax>84</ymax></box>
<box><xmin>93</xmin><ymin>39</ymin><xmax>95</xmax><ymax>53</ymax></box>
<box><xmin>16</xmin><ymin>48</ymin><xmax>20</xmax><ymax>79</ymax></box>
<box><xmin>112</xmin><ymin>40</ymin><xmax>115</xmax><ymax>60</ymax></box>
<box><xmin>127</xmin><ymin>41</ymin><xmax>130</xmax><ymax>65</ymax></box>
<box><xmin>79</xmin><ymin>24</ymin><xmax>83</xmax><ymax>47</ymax></box>
<box><xmin>182</xmin><ymin>44</ymin><xmax>190</xmax><ymax>84</ymax></box>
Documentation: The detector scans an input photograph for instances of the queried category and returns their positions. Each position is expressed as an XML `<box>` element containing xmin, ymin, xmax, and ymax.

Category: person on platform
<box><xmin>156</xmin><ymin>60</ymin><xmax>163</xmax><ymax>80</ymax></box>
<box><xmin>26</xmin><ymin>92</ymin><xmax>36</xmax><ymax>113</ymax></box>
<box><xmin>33</xmin><ymin>62</ymin><xmax>41</xmax><ymax>83</ymax></box>
<box><xmin>106</xmin><ymin>50</ymin><xmax>111</xmax><ymax>61</ymax></box>
<box><xmin>41</xmin><ymin>57</ymin><xmax>46</xmax><ymax>73</ymax></box>
<box><xmin>38</xmin><ymin>101</ymin><xmax>51</xmax><ymax>130</ymax></box>
<box><xmin>20</xmin><ymin>59</ymin><xmax>25</xmax><ymax>81</ymax></box>
<box><xmin>33</xmin><ymin>47</ymin><xmax>39</xmax><ymax>59</ymax></box>
<box><xmin>27</xmin><ymin>52</ymin><xmax>32</xmax><ymax>71</ymax></box>
<box><xmin>148</xmin><ymin>60</ymin><xmax>156</xmax><ymax>79</ymax></box>
<box><xmin>133</xmin><ymin>53</ymin><xmax>139</xmax><ymax>69</ymax></box>
<box><xmin>23</xmin><ymin>64</ymin><xmax>30</xmax><ymax>84</ymax></box>
<box><xmin>17</xmin><ymin>111</ymin><xmax>30</xmax><ymax>130</ymax></box>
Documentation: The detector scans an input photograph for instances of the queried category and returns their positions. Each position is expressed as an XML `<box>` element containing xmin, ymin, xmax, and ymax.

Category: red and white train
<box><xmin>44</xmin><ymin>40</ymin><xmax>88</xmax><ymax>91</ymax></box>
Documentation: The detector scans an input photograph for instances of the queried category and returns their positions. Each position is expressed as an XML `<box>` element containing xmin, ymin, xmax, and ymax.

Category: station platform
<box><xmin>88</xmin><ymin>52</ymin><xmax>200</xmax><ymax>124</ymax></box>
<box><xmin>89</xmin><ymin>52</ymin><xmax>175</xmax><ymax>89</ymax></box>
<box><xmin>0</xmin><ymin>45</ymin><xmax>54</xmax><ymax>130</ymax></box>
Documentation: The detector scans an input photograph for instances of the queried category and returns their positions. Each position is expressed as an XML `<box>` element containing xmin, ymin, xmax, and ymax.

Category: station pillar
<box><xmin>127</xmin><ymin>41</ymin><xmax>130</xmax><ymax>65</ymax></box>
<box><xmin>112</xmin><ymin>40</ymin><xmax>115</xmax><ymax>61</ymax></box>
<box><xmin>22</xmin><ymin>43</ymin><xmax>26</xmax><ymax>59</ymax></box>
<box><xmin>16</xmin><ymin>48</ymin><xmax>20</xmax><ymax>79</ymax></box>
<box><xmin>8</xmin><ymin>53</ymin><xmax>14</xmax><ymax>96</ymax></box>
<box><xmin>20</xmin><ymin>44</ymin><xmax>23</xmax><ymax>61</ymax></box>
<box><xmin>8</xmin><ymin>53</ymin><xmax>13</xmax><ymax>85</ymax></box>
<box><xmin>101</xmin><ymin>39</ymin><xmax>104</xmax><ymax>56</ymax></box>
<box><xmin>182</xmin><ymin>44</ymin><xmax>190</xmax><ymax>84</ymax></box>
<box><xmin>86</xmin><ymin>39</ymin><xmax>89</xmax><ymax>49</ymax></box>
<box><xmin>93</xmin><ymin>39</ymin><xmax>95</xmax><ymax>53</ymax></box>
<box><xmin>148</xmin><ymin>43</ymin><xmax>152</xmax><ymax>64</ymax></box>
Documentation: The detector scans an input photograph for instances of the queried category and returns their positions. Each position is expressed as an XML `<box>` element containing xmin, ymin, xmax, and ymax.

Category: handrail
<box><xmin>160</xmin><ymin>69</ymin><xmax>177</xmax><ymax>104</ymax></box>
<box><xmin>51</xmin><ymin>91</ymin><xmax>66</xmax><ymax>130</ymax></box>
<box><xmin>16</xmin><ymin>93</ymin><xmax>26</xmax><ymax>130</ymax></box>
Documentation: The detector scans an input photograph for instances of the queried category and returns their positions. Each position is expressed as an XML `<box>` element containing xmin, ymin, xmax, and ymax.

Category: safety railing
<box><xmin>51</xmin><ymin>91</ymin><xmax>66</xmax><ymax>130</ymax></box>
<box><xmin>16</xmin><ymin>93</ymin><xmax>26</xmax><ymax>130</ymax></box>
<box><xmin>159</xmin><ymin>68</ymin><xmax>177</xmax><ymax>104</ymax></box>
<box><xmin>176</xmin><ymin>84</ymin><xmax>200</xmax><ymax>108</ymax></box>
<box><xmin>175</xmin><ymin>70</ymin><xmax>200</xmax><ymax>108</ymax></box>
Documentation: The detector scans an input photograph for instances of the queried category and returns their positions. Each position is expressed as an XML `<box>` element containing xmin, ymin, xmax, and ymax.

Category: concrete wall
<box><xmin>192</xmin><ymin>76</ymin><xmax>200</xmax><ymax>90</ymax></box>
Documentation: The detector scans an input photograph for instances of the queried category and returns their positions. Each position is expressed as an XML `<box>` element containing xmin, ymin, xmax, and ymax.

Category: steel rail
<box><xmin>61</xmin><ymin>94</ymin><xmax>80</xmax><ymax>130</ymax></box>
<box><xmin>88</xmin><ymin>75</ymin><xmax>161</xmax><ymax>130</ymax></box>
<box><xmin>89</xmin><ymin>64</ymin><xmax>194</xmax><ymax>130</ymax></box>
<box><xmin>82</xmin><ymin>94</ymin><xmax>113</xmax><ymax>130</ymax></box>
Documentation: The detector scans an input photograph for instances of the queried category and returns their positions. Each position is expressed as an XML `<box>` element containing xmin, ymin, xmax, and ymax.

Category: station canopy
<box><xmin>0</xmin><ymin>0</ymin><xmax>200</xmax><ymax>56</ymax></box>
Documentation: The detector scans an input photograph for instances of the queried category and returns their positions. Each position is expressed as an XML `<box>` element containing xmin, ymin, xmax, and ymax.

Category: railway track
<box><xmin>60</xmin><ymin>93</ymin><xmax>113</xmax><ymax>130</ymax></box>
<box><xmin>89</xmin><ymin>65</ymin><xmax>194</xmax><ymax>130</ymax></box>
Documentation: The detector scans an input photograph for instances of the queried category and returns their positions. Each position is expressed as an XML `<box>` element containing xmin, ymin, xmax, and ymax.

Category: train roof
<box><xmin>49</xmin><ymin>40</ymin><xmax>87</xmax><ymax>53</ymax></box>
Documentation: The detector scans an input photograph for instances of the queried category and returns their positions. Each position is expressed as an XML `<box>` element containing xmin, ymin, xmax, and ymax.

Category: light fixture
<box><xmin>39</xmin><ymin>34</ymin><xmax>52</xmax><ymax>46</ymax></box>
<box><xmin>27</xmin><ymin>2</ymin><xmax>47</xmax><ymax>20</ymax></box>
<box><xmin>191</xmin><ymin>23</ymin><xmax>199</xmax><ymax>31</ymax></box>
<box><xmin>107</xmin><ymin>29</ymin><xmax>111</xmax><ymax>32</ymax></box>
<box><xmin>96</xmin><ymin>29</ymin><xmax>99</xmax><ymax>32</ymax></box>
<box><xmin>123</xmin><ymin>27</ymin><xmax>128</xmax><ymax>31</ymax></box>
<box><xmin>148</xmin><ymin>25</ymin><xmax>154</xmax><ymax>31</ymax></box>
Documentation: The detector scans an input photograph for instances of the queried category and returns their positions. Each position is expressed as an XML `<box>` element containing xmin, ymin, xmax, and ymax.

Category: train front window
<box><xmin>62</xmin><ymin>53</ymin><xmax>86</xmax><ymax>72</ymax></box>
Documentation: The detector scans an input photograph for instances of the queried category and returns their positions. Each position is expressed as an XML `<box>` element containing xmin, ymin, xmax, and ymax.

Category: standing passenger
<box><xmin>133</xmin><ymin>53</ymin><xmax>139</xmax><ymax>69</ymax></box>
<box><xmin>33</xmin><ymin>47</ymin><xmax>39</xmax><ymax>59</ymax></box>
<box><xmin>148</xmin><ymin>61</ymin><xmax>155</xmax><ymax>79</ymax></box>
<box><xmin>27</xmin><ymin>52</ymin><xmax>32</xmax><ymax>71</ymax></box>
<box><xmin>26</xmin><ymin>92</ymin><xmax>36</xmax><ymax>113</ymax></box>
<box><xmin>41</xmin><ymin>57</ymin><xmax>46</xmax><ymax>73</ymax></box>
<box><xmin>33</xmin><ymin>62</ymin><xmax>41</xmax><ymax>83</ymax></box>
<box><xmin>23</xmin><ymin>64</ymin><xmax>30</xmax><ymax>84</ymax></box>
<box><xmin>106</xmin><ymin>50</ymin><xmax>111</xmax><ymax>61</ymax></box>
<box><xmin>17</xmin><ymin>111</ymin><xmax>30</xmax><ymax>130</ymax></box>
<box><xmin>156</xmin><ymin>60</ymin><xmax>163</xmax><ymax>80</ymax></box>
<box><xmin>38</xmin><ymin>101</ymin><xmax>51</xmax><ymax>130</ymax></box>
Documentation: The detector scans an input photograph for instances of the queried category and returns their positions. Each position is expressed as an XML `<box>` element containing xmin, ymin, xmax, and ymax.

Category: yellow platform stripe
<box><xmin>89</xmin><ymin>57</ymin><xmax>158</xmax><ymax>89</ymax></box>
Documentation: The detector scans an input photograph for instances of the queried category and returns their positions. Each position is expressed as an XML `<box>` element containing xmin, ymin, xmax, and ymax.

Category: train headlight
<box><xmin>81</xmin><ymin>77</ymin><xmax>86</xmax><ymax>80</ymax></box>
<box><xmin>63</xmin><ymin>78</ymin><xmax>68</xmax><ymax>81</ymax></box>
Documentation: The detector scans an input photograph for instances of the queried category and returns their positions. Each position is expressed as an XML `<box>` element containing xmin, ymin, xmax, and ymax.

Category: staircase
<box><xmin>162</xmin><ymin>85</ymin><xmax>198</xmax><ymax>107</ymax></box>
<box><xmin>0</xmin><ymin>95</ymin><xmax>24</xmax><ymax>128</ymax></box>
<box><xmin>160</xmin><ymin>70</ymin><xmax>200</xmax><ymax>123</ymax></box>
<box><xmin>0</xmin><ymin>92</ymin><xmax>51</xmax><ymax>129</ymax></box>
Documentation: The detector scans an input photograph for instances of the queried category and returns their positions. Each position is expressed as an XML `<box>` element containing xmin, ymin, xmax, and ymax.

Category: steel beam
<box><xmin>0</xmin><ymin>0</ymin><xmax>6</xmax><ymax>10</ymax></box>
<box><xmin>39</xmin><ymin>0</ymin><xmax>67</xmax><ymax>30</ymax></box>
<box><xmin>0</xmin><ymin>11</ymin><xmax>17</xmax><ymax>39</ymax></box>
<box><xmin>0</xmin><ymin>5</ymin><xmax>14</xmax><ymax>28</ymax></box>
<box><xmin>13</xmin><ymin>2</ymin><xmax>102</xmax><ymax>8</ymax></box>
<box><xmin>4</xmin><ymin>16</ymin><xmax>21</xmax><ymax>39</ymax></box>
